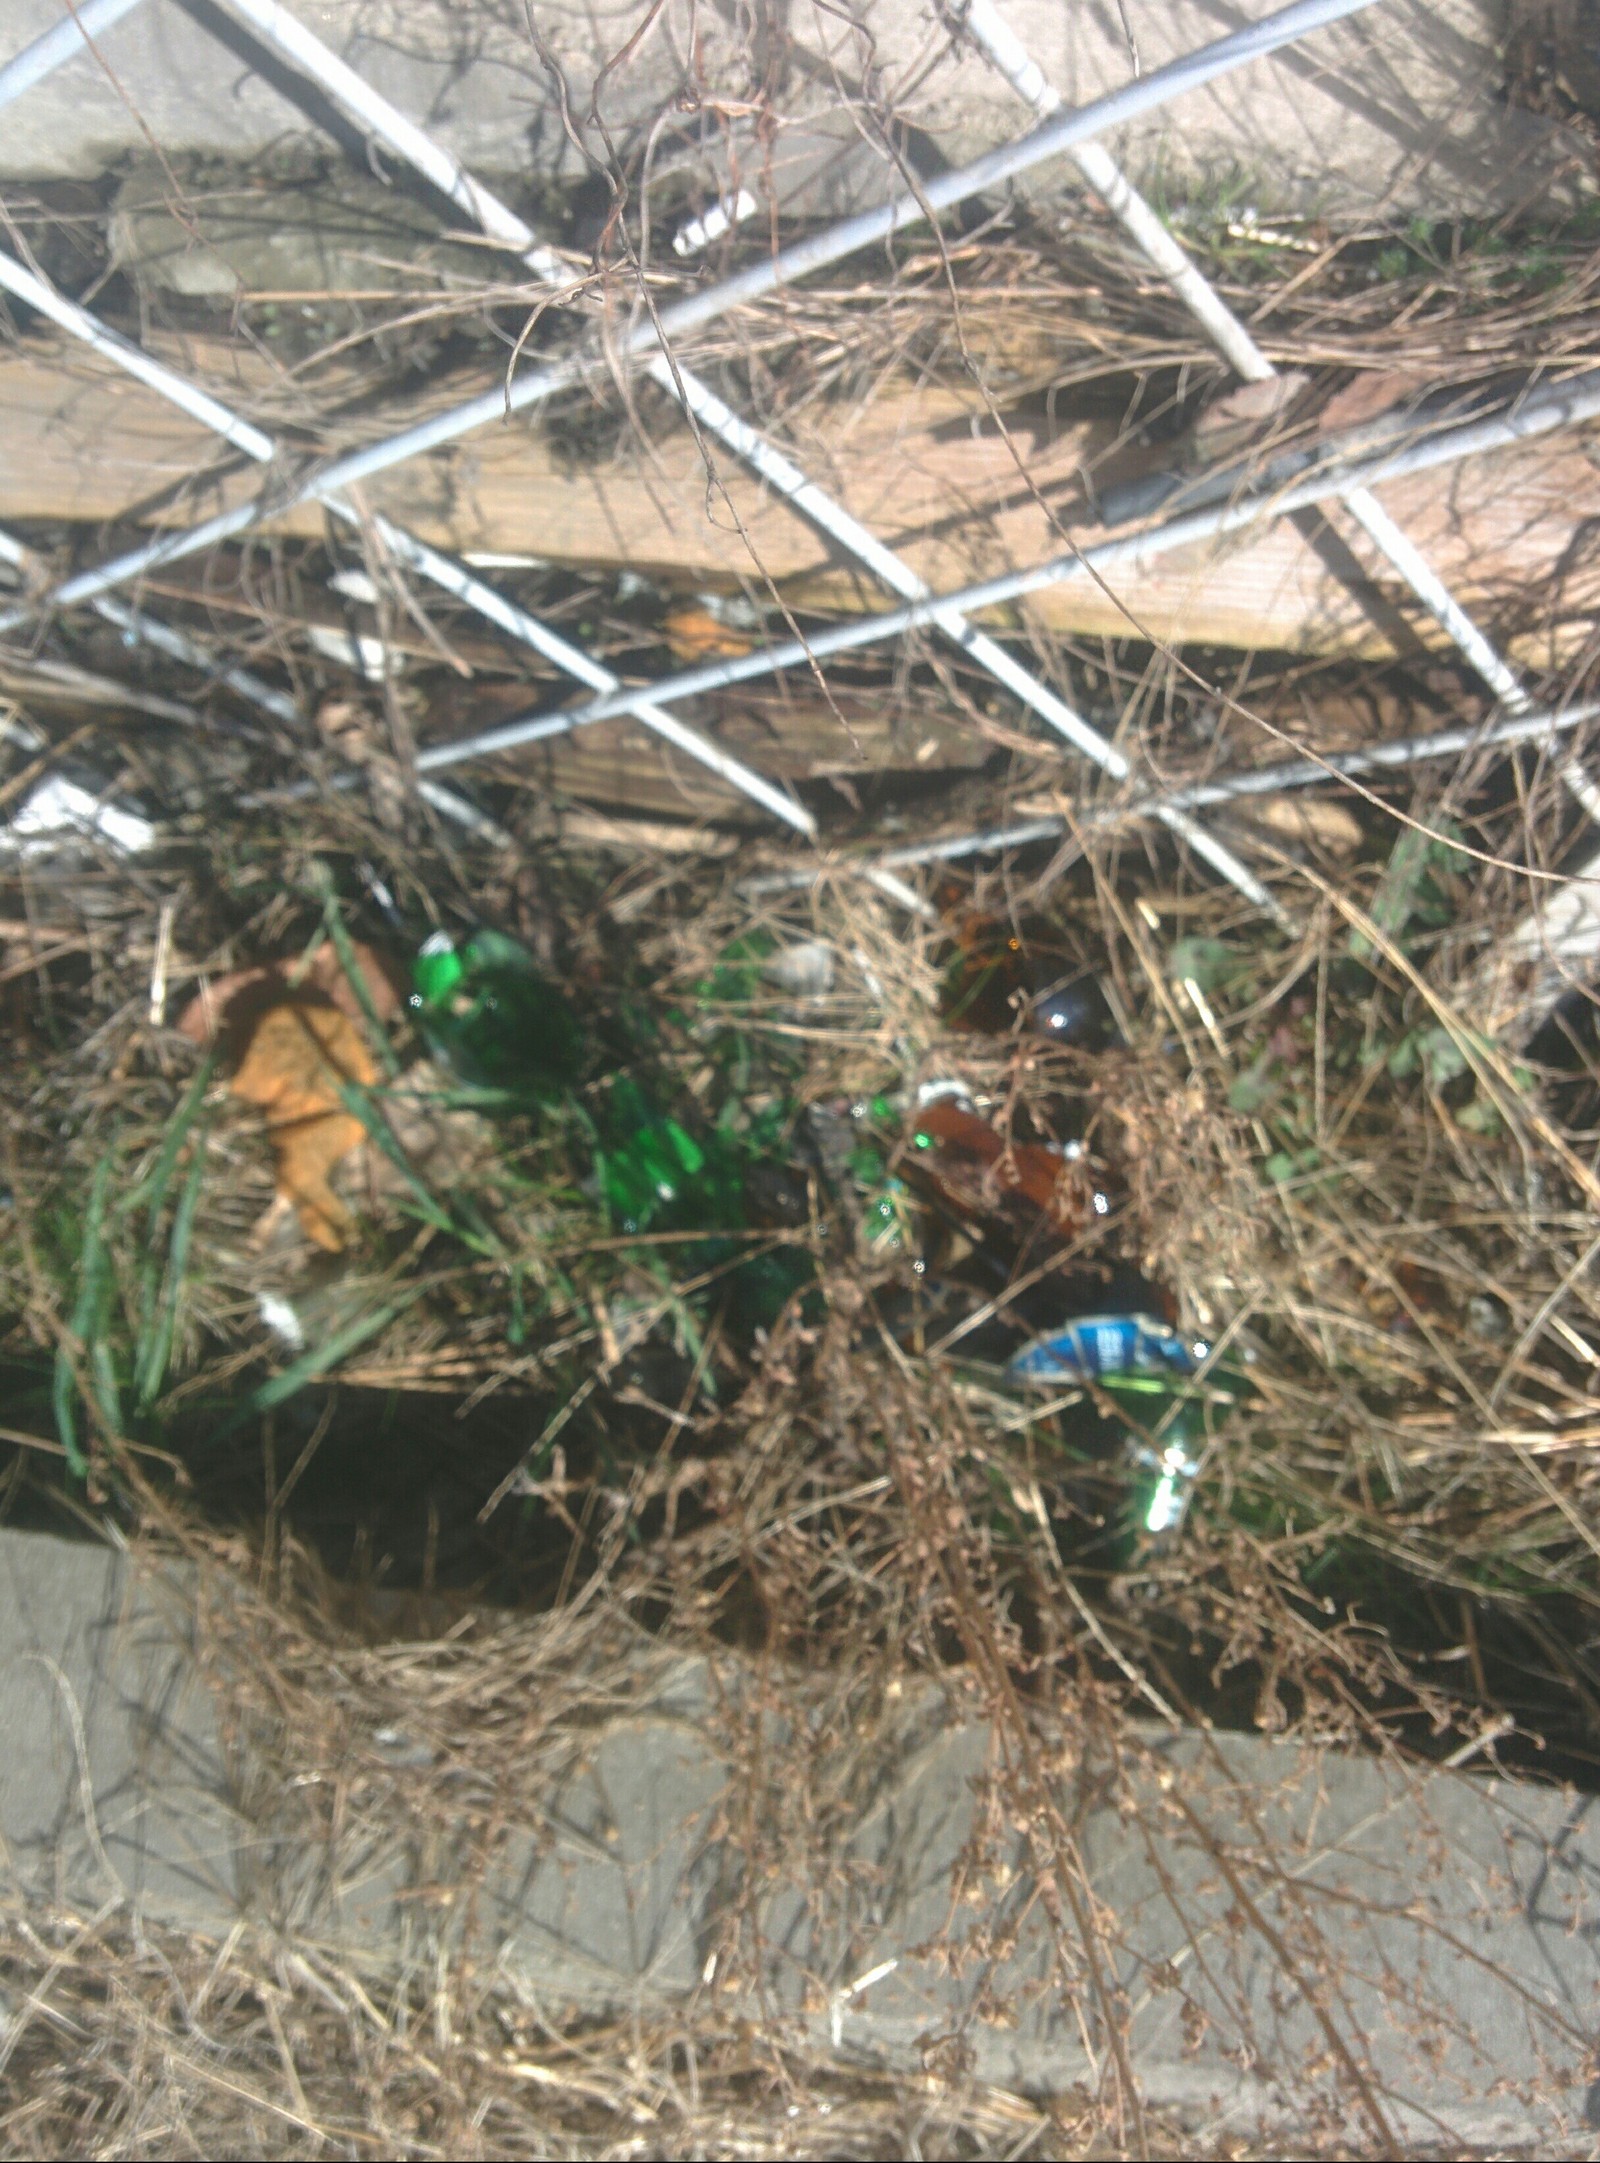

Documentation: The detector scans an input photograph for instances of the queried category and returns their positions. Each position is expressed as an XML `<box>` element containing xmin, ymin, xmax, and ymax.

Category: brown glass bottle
<box><xmin>937</xmin><ymin>909</ymin><xmax>1116</xmax><ymax>1048</ymax></box>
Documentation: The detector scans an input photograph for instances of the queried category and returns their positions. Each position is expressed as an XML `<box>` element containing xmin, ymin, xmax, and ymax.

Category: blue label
<box><xmin>1004</xmin><ymin>1314</ymin><xmax>1201</xmax><ymax>1387</ymax></box>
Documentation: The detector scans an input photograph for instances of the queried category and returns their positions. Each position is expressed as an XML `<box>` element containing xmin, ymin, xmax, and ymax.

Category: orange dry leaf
<box><xmin>230</xmin><ymin>999</ymin><xmax>376</xmax><ymax>1251</ymax></box>
<box><xmin>176</xmin><ymin>939</ymin><xmax>403</xmax><ymax>1050</ymax></box>
<box><xmin>663</xmin><ymin>604</ymin><xmax>755</xmax><ymax>663</ymax></box>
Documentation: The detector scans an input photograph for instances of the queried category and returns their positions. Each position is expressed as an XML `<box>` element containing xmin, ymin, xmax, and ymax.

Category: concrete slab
<box><xmin>3</xmin><ymin>1522</ymin><xmax>1597</xmax><ymax>2147</ymax></box>
<box><xmin>480</xmin><ymin>1717</ymin><xmax>729</xmax><ymax>2003</ymax></box>
<box><xmin>0</xmin><ymin>0</ymin><xmax>1586</xmax><ymax>225</ymax></box>
<box><xmin>699</xmin><ymin>1709</ymin><xmax>1598</xmax><ymax>2145</ymax></box>
<box><xmin>0</xmin><ymin>1527</ymin><xmax>235</xmax><ymax>1930</ymax></box>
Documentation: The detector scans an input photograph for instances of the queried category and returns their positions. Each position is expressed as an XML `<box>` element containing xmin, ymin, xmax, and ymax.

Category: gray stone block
<box><xmin>482</xmin><ymin>1716</ymin><xmax>728</xmax><ymax>2005</ymax></box>
<box><xmin>108</xmin><ymin>161</ymin><xmax>492</xmax><ymax>300</ymax></box>
<box><xmin>0</xmin><ymin>0</ymin><xmax>1586</xmax><ymax>225</ymax></box>
<box><xmin>770</xmin><ymin>1715</ymin><xmax>1600</xmax><ymax>2145</ymax></box>
<box><xmin>2</xmin><ymin>1523</ymin><xmax>1597</xmax><ymax>2147</ymax></box>
<box><xmin>0</xmin><ymin>1528</ymin><xmax>235</xmax><ymax>1930</ymax></box>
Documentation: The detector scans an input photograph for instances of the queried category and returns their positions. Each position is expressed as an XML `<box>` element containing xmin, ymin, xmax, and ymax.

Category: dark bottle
<box><xmin>411</xmin><ymin>928</ymin><xmax>586</xmax><ymax>1098</ymax></box>
<box><xmin>1030</xmin><ymin>974</ymin><xmax>1118</xmax><ymax>1048</ymax></box>
<box><xmin>907</xmin><ymin>1096</ymin><xmax>1117</xmax><ymax>1240</ymax></box>
<box><xmin>938</xmin><ymin>909</ymin><xmax>1118</xmax><ymax>1048</ymax></box>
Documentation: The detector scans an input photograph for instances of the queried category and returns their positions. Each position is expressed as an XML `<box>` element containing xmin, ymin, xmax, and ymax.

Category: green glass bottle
<box><xmin>598</xmin><ymin>1078</ymin><xmax>723</xmax><ymax>1235</ymax></box>
<box><xmin>597</xmin><ymin>1078</ymin><xmax>814</xmax><ymax>1329</ymax></box>
<box><xmin>410</xmin><ymin>928</ymin><xmax>586</xmax><ymax>1099</ymax></box>
<box><xmin>1103</xmin><ymin>1364</ymin><xmax>1250</xmax><ymax>1535</ymax></box>
<box><xmin>1111</xmin><ymin>1386</ymin><xmax>1206</xmax><ymax>1535</ymax></box>
<box><xmin>408</xmin><ymin>926</ymin><xmax>815</xmax><ymax>1331</ymax></box>
<box><xmin>848</xmin><ymin>1133</ymin><xmax>914</xmax><ymax>1258</ymax></box>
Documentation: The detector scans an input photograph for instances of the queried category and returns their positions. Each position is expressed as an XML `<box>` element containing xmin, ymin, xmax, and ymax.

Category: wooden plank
<box><xmin>421</xmin><ymin>677</ymin><xmax>994</xmax><ymax>822</ymax></box>
<box><xmin>5</xmin><ymin>335</ymin><xmax>1599</xmax><ymax>663</ymax></box>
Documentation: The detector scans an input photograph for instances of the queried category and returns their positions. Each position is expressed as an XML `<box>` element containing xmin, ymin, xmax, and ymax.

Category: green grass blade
<box><xmin>322</xmin><ymin>893</ymin><xmax>401</xmax><ymax>1079</ymax></box>
<box><xmin>90</xmin><ymin>1339</ymin><xmax>124</xmax><ymax>1438</ymax></box>
<box><xmin>131</xmin><ymin>1065</ymin><xmax>211</xmax><ymax>1366</ymax></box>
<box><xmin>337</xmin><ymin>1078</ymin><xmax>502</xmax><ymax>1259</ymax></box>
<box><xmin>338</xmin><ymin>1079</ymin><xmax>453</xmax><ymax>1231</ymax></box>
<box><xmin>135</xmin><ymin>1130</ymin><xmax>209</xmax><ymax>1412</ymax></box>
<box><xmin>116</xmin><ymin>1052</ymin><xmax>215</xmax><ymax>1231</ymax></box>
<box><xmin>52</xmin><ymin>1354</ymin><xmax>83</xmax><ymax>1478</ymax></box>
<box><xmin>53</xmin><ymin>1153</ymin><xmax>114</xmax><ymax>1477</ymax></box>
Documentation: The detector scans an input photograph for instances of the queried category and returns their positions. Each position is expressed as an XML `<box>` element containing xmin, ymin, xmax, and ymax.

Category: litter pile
<box><xmin>3</xmin><ymin>713</ymin><xmax>1598</xmax><ymax>1791</ymax></box>
<box><xmin>11</xmin><ymin>842</ymin><xmax>1237</xmax><ymax>1546</ymax></box>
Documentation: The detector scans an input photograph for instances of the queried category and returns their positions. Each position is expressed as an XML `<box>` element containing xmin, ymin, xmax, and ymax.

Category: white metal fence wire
<box><xmin>0</xmin><ymin>0</ymin><xmax>1380</xmax><ymax>613</ymax></box>
<box><xmin>400</xmin><ymin>376</ymin><xmax>1600</xmax><ymax>765</ymax></box>
<box><xmin>0</xmin><ymin>0</ymin><xmax>145</xmax><ymax>111</ymax></box>
<box><xmin>202</xmin><ymin>0</ymin><xmax>1279</xmax><ymax>912</ymax></box>
<box><xmin>952</xmin><ymin>0</ymin><xmax>1600</xmax><ymax>818</ymax></box>
<box><xmin>0</xmin><ymin>207</ymin><xmax>817</xmax><ymax>834</ymax></box>
<box><xmin>0</xmin><ymin>0</ymin><xmax>1595</xmax><ymax>959</ymax></box>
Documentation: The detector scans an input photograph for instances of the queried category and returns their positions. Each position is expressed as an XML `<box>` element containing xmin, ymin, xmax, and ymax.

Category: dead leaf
<box><xmin>1233</xmin><ymin>793</ymin><xmax>1364</xmax><ymax>857</ymax></box>
<box><xmin>230</xmin><ymin>999</ymin><xmax>376</xmax><ymax>1251</ymax></box>
<box><xmin>177</xmin><ymin>939</ymin><xmax>403</xmax><ymax>1048</ymax></box>
<box><xmin>1316</xmin><ymin>369</ymin><xmax>1434</xmax><ymax>437</ymax></box>
<box><xmin>1192</xmin><ymin>371</ymin><xmax>1310</xmax><ymax>454</ymax></box>
<box><xmin>664</xmin><ymin>605</ymin><xmax>755</xmax><ymax>662</ymax></box>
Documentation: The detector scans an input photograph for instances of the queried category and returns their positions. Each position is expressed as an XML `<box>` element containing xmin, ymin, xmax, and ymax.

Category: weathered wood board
<box><xmin>419</xmin><ymin>676</ymin><xmax>995</xmax><ymax>824</ymax></box>
<box><xmin>4</xmin><ymin>334</ymin><xmax>1598</xmax><ymax>668</ymax></box>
